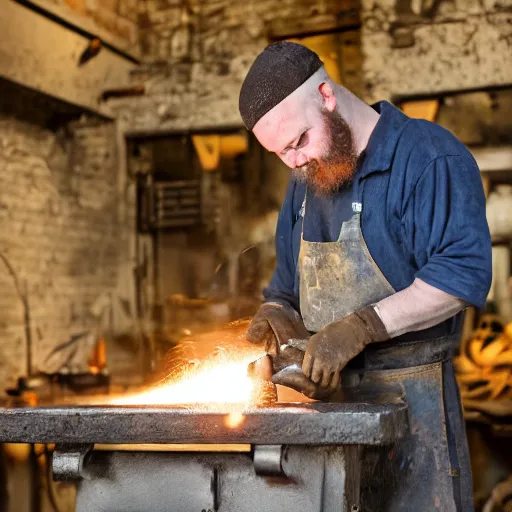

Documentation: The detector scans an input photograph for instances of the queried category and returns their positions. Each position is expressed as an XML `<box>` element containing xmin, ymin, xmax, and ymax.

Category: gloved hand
<box><xmin>246</xmin><ymin>302</ymin><xmax>310</xmax><ymax>357</ymax></box>
<box><xmin>303</xmin><ymin>306</ymin><xmax>389</xmax><ymax>391</ymax></box>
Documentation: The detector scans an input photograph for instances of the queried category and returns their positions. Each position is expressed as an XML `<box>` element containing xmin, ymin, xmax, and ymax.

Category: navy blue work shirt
<box><xmin>264</xmin><ymin>101</ymin><xmax>492</xmax><ymax>340</ymax></box>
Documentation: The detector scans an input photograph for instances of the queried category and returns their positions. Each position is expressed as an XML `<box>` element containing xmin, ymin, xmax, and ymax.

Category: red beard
<box><xmin>294</xmin><ymin>109</ymin><xmax>358</xmax><ymax>196</ymax></box>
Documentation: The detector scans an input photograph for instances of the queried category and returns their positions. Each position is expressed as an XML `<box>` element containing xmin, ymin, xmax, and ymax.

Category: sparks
<box><xmin>113</xmin><ymin>354</ymin><xmax>260</xmax><ymax>406</ymax></box>
<box><xmin>112</xmin><ymin>322</ymin><xmax>266</xmax><ymax>412</ymax></box>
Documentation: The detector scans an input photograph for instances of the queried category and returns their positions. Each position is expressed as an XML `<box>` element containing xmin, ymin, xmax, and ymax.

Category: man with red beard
<box><xmin>240</xmin><ymin>42</ymin><xmax>491</xmax><ymax>511</ymax></box>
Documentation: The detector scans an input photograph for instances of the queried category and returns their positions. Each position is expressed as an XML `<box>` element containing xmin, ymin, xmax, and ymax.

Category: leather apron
<box><xmin>298</xmin><ymin>191</ymin><xmax>474</xmax><ymax>511</ymax></box>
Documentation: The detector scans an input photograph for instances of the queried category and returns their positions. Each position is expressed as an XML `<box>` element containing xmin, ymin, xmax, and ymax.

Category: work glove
<box><xmin>303</xmin><ymin>306</ymin><xmax>389</xmax><ymax>391</ymax></box>
<box><xmin>246</xmin><ymin>302</ymin><xmax>310</xmax><ymax>357</ymax></box>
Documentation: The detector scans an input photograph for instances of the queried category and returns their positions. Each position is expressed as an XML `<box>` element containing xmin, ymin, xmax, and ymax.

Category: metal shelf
<box><xmin>473</xmin><ymin>146</ymin><xmax>512</xmax><ymax>175</ymax></box>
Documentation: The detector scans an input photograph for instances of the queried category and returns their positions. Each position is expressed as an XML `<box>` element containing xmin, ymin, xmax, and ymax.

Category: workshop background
<box><xmin>0</xmin><ymin>0</ymin><xmax>511</xmax><ymax>511</ymax></box>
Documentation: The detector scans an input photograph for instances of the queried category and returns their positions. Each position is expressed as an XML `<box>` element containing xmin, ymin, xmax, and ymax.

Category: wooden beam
<box><xmin>12</xmin><ymin>0</ymin><xmax>140</xmax><ymax>62</ymax></box>
<box><xmin>0</xmin><ymin>0</ymin><xmax>135</xmax><ymax>117</ymax></box>
<box><xmin>268</xmin><ymin>0</ymin><xmax>360</xmax><ymax>40</ymax></box>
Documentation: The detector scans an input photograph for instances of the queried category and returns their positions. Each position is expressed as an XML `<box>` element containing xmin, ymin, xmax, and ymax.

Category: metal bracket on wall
<box><xmin>253</xmin><ymin>445</ymin><xmax>285</xmax><ymax>476</ymax></box>
<box><xmin>52</xmin><ymin>444</ymin><xmax>93</xmax><ymax>481</ymax></box>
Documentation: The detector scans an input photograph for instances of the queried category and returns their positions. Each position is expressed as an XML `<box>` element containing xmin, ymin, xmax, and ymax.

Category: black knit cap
<box><xmin>239</xmin><ymin>42</ymin><xmax>323</xmax><ymax>130</ymax></box>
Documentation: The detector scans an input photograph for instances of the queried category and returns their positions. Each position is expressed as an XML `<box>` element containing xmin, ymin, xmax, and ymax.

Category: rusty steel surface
<box><xmin>0</xmin><ymin>389</ymin><xmax>407</xmax><ymax>446</ymax></box>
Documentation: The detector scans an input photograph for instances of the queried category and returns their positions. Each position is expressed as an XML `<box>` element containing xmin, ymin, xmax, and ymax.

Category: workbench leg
<box><xmin>319</xmin><ymin>446</ymin><xmax>361</xmax><ymax>512</ymax></box>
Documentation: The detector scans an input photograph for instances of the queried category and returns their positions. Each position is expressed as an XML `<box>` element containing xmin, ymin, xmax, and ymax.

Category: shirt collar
<box><xmin>359</xmin><ymin>101</ymin><xmax>410</xmax><ymax>177</ymax></box>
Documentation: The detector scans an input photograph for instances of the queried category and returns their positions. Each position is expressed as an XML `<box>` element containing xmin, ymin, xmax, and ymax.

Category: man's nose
<box><xmin>285</xmin><ymin>151</ymin><xmax>307</xmax><ymax>169</ymax></box>
<box><xmin>295</xmin><ymin>152</ymin><xmax>307</xmax><ymax>168</ymax></box>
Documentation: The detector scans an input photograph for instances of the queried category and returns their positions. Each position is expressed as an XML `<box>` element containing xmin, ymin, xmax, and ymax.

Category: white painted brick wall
<box><xmin>0</xmin><ymin>114</ymin><xmax>132</xmax><ymax>389</ymax></box>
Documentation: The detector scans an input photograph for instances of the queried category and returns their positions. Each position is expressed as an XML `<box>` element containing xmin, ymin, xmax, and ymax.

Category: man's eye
<box><xmin>296</xmin><ymin>132</ymin><xmax>308</xmax><ymax>147</ymax></box>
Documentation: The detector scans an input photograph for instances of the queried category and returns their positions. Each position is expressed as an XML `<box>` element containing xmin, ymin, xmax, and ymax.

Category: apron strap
<box><xmin>346</xmin><ymin>335</ymin><xmax>460</xmax><ymax>371</ymax></box>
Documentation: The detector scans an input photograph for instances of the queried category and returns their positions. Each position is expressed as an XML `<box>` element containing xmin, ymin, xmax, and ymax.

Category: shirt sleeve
<box><xmin>263</xmin><ymin>178</ymin><xmax>301</xmax><ymax>311</ymax></box>
<box><xmin>406</xmin><ymin>155</ymin><xmax>492</xmax><ymax>309</ymax></box>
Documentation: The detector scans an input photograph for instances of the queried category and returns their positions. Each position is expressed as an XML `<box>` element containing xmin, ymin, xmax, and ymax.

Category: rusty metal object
<box><xmin>248</xmin><ymin>340</ymin><xmax>335</xmax><ymax>400</ymax></box>
<box><xmin>250</xmin><ymin>341</ymin><xmax>333</xmax><ymax>400</ymax></box>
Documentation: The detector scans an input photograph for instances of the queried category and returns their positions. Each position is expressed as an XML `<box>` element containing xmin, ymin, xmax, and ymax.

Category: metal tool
<box><xmin>259</xmin><ymin>337</ymin><xmax>333</xmax><ymax>399</ymax></box>
<box><xmin>284</xmin><ymin>337</ymin><xmax>309</xmax><ymax>351</ymax></box>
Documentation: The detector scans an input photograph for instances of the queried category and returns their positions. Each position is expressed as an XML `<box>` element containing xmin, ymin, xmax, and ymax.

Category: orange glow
<box><xmin>110</xmin><ymin>324</ymin><xmax>267</xmax><ymax>418</ymax></box>
<box><xmin>113</xmin><ymin>355</ymin><xmax>259</xmax><ymax>407</ymax></box>
<box><xmin>110</xmin><ymin>322</ymin><xmax>272</xmax><ymax>429</ymax></box>
<box><xmin>224</xmin><ymin>412</ymin><xmax>245</xmax><ymax>428</ymax></box>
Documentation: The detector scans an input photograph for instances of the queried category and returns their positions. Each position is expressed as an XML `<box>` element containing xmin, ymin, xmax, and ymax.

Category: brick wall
<box><xmin>107</xmin><ymin>0</ymin><xmax>511</xmax><ymax>133</ymax></box>
<box><xmin>361</xmin><ymin>0</ymin><xmax>512</xmax><ymax>102</ymax></box>
<box><xmin>109</xmin><ymin>0</ymin><xmax>361</xmax><ymax>132</ymax></box>
<box><xmin>0</xmin><ymin>97</ymin><xmax>134</xmax><ymax>388</ymax></box>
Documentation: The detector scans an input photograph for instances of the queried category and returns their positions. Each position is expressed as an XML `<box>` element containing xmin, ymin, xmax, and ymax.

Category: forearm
<box><xmin>374</xmin><ymin>278</ymin><xmax>468</xmax><ymax>338</ymax></box>
<box><xmin>264</xmin><ymin>178</ymin><xmax>302</xmax><ymax>312</ymax></box>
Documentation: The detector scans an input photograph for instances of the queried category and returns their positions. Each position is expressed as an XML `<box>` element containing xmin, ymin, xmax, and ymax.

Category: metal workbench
<box><xmin>0</xmin><ymin>387</ymin><xmax>408</xmax><ymax>512</ymax></box>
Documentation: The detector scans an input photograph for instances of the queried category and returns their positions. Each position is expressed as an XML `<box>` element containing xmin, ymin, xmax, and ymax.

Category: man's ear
<box><xmin>318</xmin><ymin>82</ymin><xmax>336</xmax><ymax>112</ymax></box>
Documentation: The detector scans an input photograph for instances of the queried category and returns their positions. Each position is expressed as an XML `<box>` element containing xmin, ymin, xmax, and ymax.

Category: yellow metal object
<box><xmin>192</xmin><ymin>133</ymin><xmax>248</xmax><ymax>172</ymax></box>
<box><xmin>94</xmin><ymin>443</ymin><xmax>251</xmax><ymax>452</ymax></box>
<box><xmin>401</xmin><ymin>99</ymin><xmax>439</xmax><ymax>122</ymax></box>
<box><xmin>192</xmin><ymin>135</ymin><xmax>221</xmax><ymax>171</ymax></box>
<box><xmin>454</xmin><ymin>314</ymin><xmax>512</xmax><ymax>401</ymax></box>
<box><xmin>288</xmin><ymin>34</ymin><xmax>342</xmax><ymax>84</ymax></box>
<box><xmin>89</xmin><ymin>337</ymin><xmax>107</xmax><ymax>374</ymax></box>
<box><xmin>220</xmin><ymin>134</ymin><xmax>248</xmax><ymax>158</ymax></box>
<box><xmin>4</xmin><ymin>443</ymin><xmax>31</xmax><ymax>462</ymax></box>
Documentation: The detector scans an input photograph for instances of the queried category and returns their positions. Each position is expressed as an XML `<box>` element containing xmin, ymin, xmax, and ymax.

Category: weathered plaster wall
<box><xmin>436</xmin><ymin>89</ymin><xmax>512</xmax><ymax>146</ymax></box>
<box><xmin>361</xmin><ymin>0</ymin><xmax>512</xmax><ymax>102</ymax></box>
<box><xmin>0</xmin><ymin>85</ymin><xmax>135</xmax><ymax>388</ymax></box>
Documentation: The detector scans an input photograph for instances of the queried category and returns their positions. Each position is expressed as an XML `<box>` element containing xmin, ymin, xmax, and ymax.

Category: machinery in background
<box><xmin>455</xmin><ymin>314</ymin><xmax>512</xmax><ymax>406</ymax></box>
<box><xmin>454</xmin><ymin>313</ymin><xmax>512</xmax><ymax>511</ymax></box>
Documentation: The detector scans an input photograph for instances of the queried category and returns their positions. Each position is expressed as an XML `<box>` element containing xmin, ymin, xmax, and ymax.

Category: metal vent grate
<box><xmin>152</xmin><ymin>180</ymin><xmax>201</xmax><ymax>229</ymax></box>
